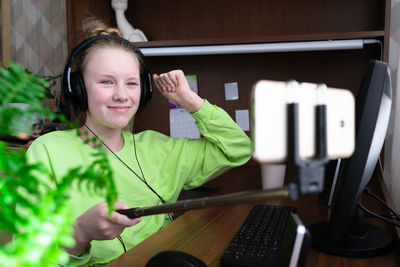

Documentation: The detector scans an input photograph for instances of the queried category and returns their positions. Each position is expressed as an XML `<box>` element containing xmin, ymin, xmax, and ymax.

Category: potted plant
<box><xmin>0</xmin><ymin>62</ymin><xmax>117</xmax><ymax>267</ymax></box>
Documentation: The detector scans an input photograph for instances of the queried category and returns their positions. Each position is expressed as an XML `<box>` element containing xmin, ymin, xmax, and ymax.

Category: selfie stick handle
<box><xmin>117</xmin><ymin>187</ymin><xmax>291</xmax><ymax>219</ymax></box>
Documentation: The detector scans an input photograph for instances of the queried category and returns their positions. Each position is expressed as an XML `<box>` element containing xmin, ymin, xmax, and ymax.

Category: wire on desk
<box><xmin>359</xmin><ymin>202</ymin><xmax>400</xmax><ymax>228</ymax></box>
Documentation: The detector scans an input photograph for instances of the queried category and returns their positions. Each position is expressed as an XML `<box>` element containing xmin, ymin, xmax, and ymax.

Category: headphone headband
<box><xmin>61</xmin><ymin>35</ymin><xmax>152</xmax><ymax>114</ymax></box>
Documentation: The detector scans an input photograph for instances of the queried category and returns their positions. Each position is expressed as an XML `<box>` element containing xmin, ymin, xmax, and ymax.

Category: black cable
<box><xmin>85</xmin><ymin>125</ymin><xmax>161</xmax><ymax>198</ymax></box>
<box><xmin>377</xmin><ymin>157</ymin><xmax>400</xmax><ymax>221</ymax></box>
<box><xmin>84</xmin><ymin>124</ymin><xmax>173</xmax><ymax>222</ymax></box>
<box><xmin>362</xmin><ymin>156</ymin><xmax>400</xmax><ymax>226</ymax></box>
<box><xmin>117</xmin><ymin>235</ymin><xmax>127</xmax><ymax>253</ymax></box>
<box><xmin>132</xmin><ymin>132</ymin><xmax>147</xmax><ymax>189</ymax></box>
<box><xmin>359</xmin><ymin>202</ymin><xmax>400</xmax><ymax>228</ymax></box>
<box><xmin>364</xmin><ymin>187</ymin><xmax>400</xmax><ymax>222</ymax></box>
<box><xmin>132</xmin><ymin>133</ymin><xmax>174</xmax><ymax>223</ymax></box>
<box><xmin>131</xmin><ymin>132</ymin><xmax>166</xmax><ymax>204</ymax></box>
<box><xmin>85</xmin><ymin>125</ymin><xmax>147</xmax><ymax>183</ymax></box>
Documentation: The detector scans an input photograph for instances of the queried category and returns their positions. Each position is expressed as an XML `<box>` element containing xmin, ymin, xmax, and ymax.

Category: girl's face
<box><xmin>83</xmin><ymin>47</ymin><xmax>141</xmax><ymax>131</ymax></box>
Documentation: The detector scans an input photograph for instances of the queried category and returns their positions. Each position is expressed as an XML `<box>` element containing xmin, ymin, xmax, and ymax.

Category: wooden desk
<box><xmin>107</xmin><ymin>165</ymin><xmax>400</xmax><ymax>267</ymax></box>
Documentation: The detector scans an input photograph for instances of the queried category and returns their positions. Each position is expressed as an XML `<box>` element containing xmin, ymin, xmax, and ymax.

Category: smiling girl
<box><xmin>27</xmin><ymin>17</ymin><xmax>252</xmax><ymax>266</ymax></box>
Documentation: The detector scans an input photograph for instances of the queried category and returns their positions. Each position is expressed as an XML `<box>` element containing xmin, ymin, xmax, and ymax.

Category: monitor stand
<box><xmin>309</xmin><ymin>209</ymin><xmax>393</xmax><ymax>257</ymax></box>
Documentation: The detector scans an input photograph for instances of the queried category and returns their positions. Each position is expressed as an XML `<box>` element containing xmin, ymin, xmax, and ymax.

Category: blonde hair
<box><xmin>72</xmin><ymin>16</ymin><xmax>144</xmax><ymax>74</ymax></box>
<box><xmin>81</xmin><ymin>16</ymin><xmax>122</xmax><ymax>38</ymax></box>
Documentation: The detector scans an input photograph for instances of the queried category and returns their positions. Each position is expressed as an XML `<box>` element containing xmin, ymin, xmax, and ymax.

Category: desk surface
<box><xmin>107</xmin><ymin>165</ymin><xmax>400</xmax><ymax>267</ymax></box>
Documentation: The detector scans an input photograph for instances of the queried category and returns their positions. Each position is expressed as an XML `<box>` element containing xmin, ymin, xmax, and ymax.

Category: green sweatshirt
<box><xmin>27</xmin><ymin>100</ymin><xmax>252</xmax><ymax>266</ymax></box>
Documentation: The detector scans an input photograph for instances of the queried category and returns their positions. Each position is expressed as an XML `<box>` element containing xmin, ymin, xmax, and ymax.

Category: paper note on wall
<box><xmin>170</xmin><ymin>108</ymin><xmax>201</xmax><ymax>139</ymax></box>
<box><xmin>235</xmin><ymin>109</ymin><xmax>250</xmax><ymax>131</ymax></box>
<box><xmin>224</xmin><ymin>82</ymin><xmax>239</xmax><ymax>100</ymax></box>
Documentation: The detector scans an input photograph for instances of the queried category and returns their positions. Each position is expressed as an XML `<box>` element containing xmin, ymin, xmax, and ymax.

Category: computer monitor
<box><xmin>308</xmin><ymin>60</ymin><xmax>393</xmax><ymax>257</ymax></box>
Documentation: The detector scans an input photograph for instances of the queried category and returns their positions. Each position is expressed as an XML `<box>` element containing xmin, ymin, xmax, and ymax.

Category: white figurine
<box><xmin>111</xmin><ymin>0</ymin><xmax>148</xmax><ymax>42</ymax></box>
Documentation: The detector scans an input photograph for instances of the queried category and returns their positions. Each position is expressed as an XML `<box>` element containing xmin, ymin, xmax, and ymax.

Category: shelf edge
<box><xmin>133</xmin><ymin>31</ymin><xmax>385</xmax><ymax>48</ymax></box>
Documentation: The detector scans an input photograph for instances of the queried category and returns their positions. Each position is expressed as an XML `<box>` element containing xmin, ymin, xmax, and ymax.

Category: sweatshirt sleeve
<box><xmin>182</xmin><ymin>100</ymin><xmax>252</xmax><ymax>189</ymax></box>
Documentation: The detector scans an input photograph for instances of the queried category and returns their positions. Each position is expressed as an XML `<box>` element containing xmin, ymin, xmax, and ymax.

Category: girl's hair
<box><xmin>72</xmin><ymin>16</ymin><xmax>144</xmax><ymax>75</ymax></box>
<box><xmin>81</xmin><ymin>16</ymin><xmax>121</xmax><ymax>38</ymax></box>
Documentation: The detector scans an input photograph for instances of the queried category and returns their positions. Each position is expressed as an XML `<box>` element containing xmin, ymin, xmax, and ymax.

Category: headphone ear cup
<box><xmin>69</xmin><ymin>72</ymin><xmax>88</xmax><ymax>113</ymax></box>
<box><xmin>139</xmin><ymin>72</ymin><xmax>153</xmax><ymax>111</ymax></box>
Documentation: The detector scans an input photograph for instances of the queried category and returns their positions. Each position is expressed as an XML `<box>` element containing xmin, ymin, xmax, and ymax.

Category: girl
<box><xmin>27</xmin><ymin>18</ymin><xmax>252</xmax><ymax>266</ymax></box>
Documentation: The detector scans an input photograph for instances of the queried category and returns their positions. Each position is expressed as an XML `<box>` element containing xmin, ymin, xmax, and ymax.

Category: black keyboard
<box><xmin>220</xmin><ymin>204</ymin><xmax>297</xmax><ymax>267</ymax></box>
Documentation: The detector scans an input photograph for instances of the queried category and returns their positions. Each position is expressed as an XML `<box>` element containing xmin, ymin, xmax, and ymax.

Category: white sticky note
<box><xmin>170</xmin><ymin>108</ymin><xmax>201</xmax><ymax>139</ymax></box>
<box><xmin>224</xmin><ymin>82</ymin><xmax>239</xmax><ymax>100</ymax></box>
<box><xmin>235</xmin><ymin>109</ymin><xmax>250</xmax><ymax>131</ymax></box>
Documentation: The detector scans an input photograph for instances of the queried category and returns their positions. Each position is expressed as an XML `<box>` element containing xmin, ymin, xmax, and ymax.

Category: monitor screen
<box><xmin>308</xmin><ymin>60</ymin><xmax>393</xmax><ymax>257</ymax></box>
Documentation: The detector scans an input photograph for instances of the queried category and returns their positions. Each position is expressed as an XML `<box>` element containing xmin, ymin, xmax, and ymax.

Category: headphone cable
<box><xmin>132</xmin><ymin>133</ymin><xmax>174</xmax><ymax>222</ymax></box>
<box><xmin>117</xmin><ymin>235</ymin><xmax>127</xmax><ymax>253</ymax></box>
<box><xmin>83</xmin><ymin>124</ymin><xmax>173</xmax><ymax>224</ymax></box>
<box><xmin>85</xmin><ymin>125</ymin><xmax>172</xmax><ymax>252</ymax></box>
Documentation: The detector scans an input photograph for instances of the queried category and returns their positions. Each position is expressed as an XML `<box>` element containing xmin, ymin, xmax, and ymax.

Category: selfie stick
<box><xmin>117</xmin><ymin>187</ymin><xmax>292</xmax><ymax>219</ymax></box>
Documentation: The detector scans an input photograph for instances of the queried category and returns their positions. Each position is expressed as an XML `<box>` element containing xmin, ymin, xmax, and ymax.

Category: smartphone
<box><xmin>251</xmin><ymin>80</ymin><xmax>355</xmax><ymax>163</ymax></box>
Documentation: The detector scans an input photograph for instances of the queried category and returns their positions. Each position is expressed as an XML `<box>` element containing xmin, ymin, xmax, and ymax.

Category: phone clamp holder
<box><xmin>287</xmin><ymin>89</ymin><xmax>329</xmax><ymax>200</ymax></box>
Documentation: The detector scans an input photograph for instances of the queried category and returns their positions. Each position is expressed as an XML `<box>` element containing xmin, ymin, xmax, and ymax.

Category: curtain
<box><xmin>11</xmin><ymin>0</ymin><xmax>67</xmax><ymax>77</ymax></box>
<box><xmin>385</xmin><ymin>0</ymin><xmax>400</xmax><ymax>211</ymax></box>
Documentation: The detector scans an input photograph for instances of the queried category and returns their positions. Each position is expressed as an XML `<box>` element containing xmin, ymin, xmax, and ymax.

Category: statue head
<box><xmin>111</xmin><ymin>0</ymin><xmax>128</xmax><ymax>12</ymax></box>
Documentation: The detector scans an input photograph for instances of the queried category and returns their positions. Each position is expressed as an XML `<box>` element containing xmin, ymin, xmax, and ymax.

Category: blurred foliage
<box><xmin>0</xmin><ymin>62</ymin><xmax>117</xmax><ymax>266</ymax></box>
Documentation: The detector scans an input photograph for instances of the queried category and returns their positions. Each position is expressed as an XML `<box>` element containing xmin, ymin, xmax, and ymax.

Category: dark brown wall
<box><xmin>66</xmin><ymin>0</ymin><xmax>389</xmax><ymax>136</ymax></box>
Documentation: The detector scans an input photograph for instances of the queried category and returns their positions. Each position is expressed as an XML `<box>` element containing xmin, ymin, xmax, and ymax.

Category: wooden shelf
<box><xmin>66</xmin><ymin>1</ymin><xmax>390</xmax><ymax>57</ymax></box>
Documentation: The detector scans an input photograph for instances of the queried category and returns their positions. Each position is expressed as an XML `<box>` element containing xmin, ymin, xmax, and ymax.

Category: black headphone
<box><xmin>61</xmin><ymin>35</ymin><xmax>152</xmax><ymax>113</ymax></box>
